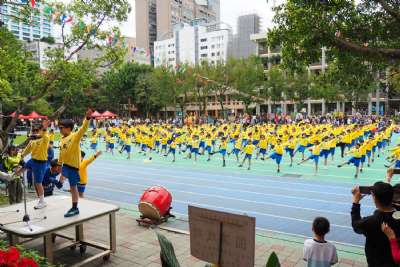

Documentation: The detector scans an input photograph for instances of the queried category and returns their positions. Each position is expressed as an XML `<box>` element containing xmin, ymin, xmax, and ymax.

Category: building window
<box><xmin>217</xmin><ymin>52</ymin><xmax>220</xmax><ymax>56</ymax></box>
<box><xmin>200</xmin><ymin>38</ymin><xmax>207</xmax><ymax>42</ymax></box>
<box><xmin>200</xmin><ymin>46</ymin><xmax>208</xmax><ymax>50</ymax></box>
<box><xmin>200</xmin><ymin>53</ymin><xmax>207</xmax><ymax>58</ymax></box>
<box><xmin>211</xmin><ymin>52</ymin><xmax>215</xmax><ymax>57</ymax></box>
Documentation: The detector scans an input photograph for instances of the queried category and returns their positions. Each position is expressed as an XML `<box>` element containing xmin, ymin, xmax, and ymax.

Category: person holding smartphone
<box><xmin>352</xmin><ymin>182</ymin><xmax>400</xmax><ymax>267</ymax></box>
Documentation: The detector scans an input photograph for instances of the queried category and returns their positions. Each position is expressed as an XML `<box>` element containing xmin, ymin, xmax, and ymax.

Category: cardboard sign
<box><xmin>188</xmin><ymin>206</ymin><xmax>255</xmax><ymax>267</ymax></box>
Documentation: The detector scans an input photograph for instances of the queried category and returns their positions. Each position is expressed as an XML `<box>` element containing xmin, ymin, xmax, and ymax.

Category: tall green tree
<box><xmin>150</xmin><ymin>66</ymin><xmax>176</xmax><ymax>119</ymax></box>
<box><xmin>100</xmin><ymin>63</ymin><xmax>152</xmax><ymax>115</ymax></box>
<box><xmin>232</xmin><ymin>56</ymin><xmax>265</xmax><ymax>112</ymax></box>
<box><xmin>267</xmin><ymin>0</ymin><xmax>399</xmax><ymax>111</ymax></box>
<box><xmin>0</xmin><ymin>0</ymin><xmax>130</xmax><ymax>151</ymax></box>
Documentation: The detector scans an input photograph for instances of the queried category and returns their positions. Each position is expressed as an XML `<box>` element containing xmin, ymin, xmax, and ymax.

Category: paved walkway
<box><xmin>0</xmin><ymin>205</ymin><xmax>367</xmax><ymax>267</ymax></box>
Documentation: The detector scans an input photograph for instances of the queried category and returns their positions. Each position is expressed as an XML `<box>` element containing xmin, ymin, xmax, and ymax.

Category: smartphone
<box><xmin>359</xmin><ymin>186</ymin><xmax>372</xmax><ymax>195</ymax></box>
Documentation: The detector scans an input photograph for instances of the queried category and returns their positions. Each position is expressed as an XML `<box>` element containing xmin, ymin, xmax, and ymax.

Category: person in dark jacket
<box><xmin>351</xmin><ymin>182</ymin><xmax>400</xmax><ymax>267</ymax></box>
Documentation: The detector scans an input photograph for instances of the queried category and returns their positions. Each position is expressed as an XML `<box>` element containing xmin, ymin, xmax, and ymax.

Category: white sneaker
<box><xmin>34</xmin><ymin>201</ymin><xmax>47</xmax><ymax>210</ymax></box>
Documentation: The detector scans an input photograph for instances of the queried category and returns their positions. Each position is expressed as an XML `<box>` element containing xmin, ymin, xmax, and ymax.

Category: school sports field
<box><xmin>70</xmin><ymin>135</ymin><xmax>400</xmax><ymax>249</ymax></box>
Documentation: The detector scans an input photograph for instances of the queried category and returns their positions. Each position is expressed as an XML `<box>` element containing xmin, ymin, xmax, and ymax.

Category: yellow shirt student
<box><xmin>311</xmin><ymin>145</ymin><xmax>321</xmax><ymax>156</ymax></box>
<box><xmin>258</xmin><ymin>139</ymin><xmax>268</xmax><ymax>150</ymax></box>
<box><xmin>274</xmin><ymin>144</ymin><xmax>284</xmax><ymax>155</ymax></box>
<box><xmin>49</xmin><ymin>132</ymin><xmax>55</xmax><ymax>142</ymax></box>
<box><xmin>59</xmin><ymin>119</ymin><xmax>89</xmax><ymax>169</ymax></box>
<box><xmin>79</xmin><ymin>155</ymin><xmax>97</xmax><ymax>185</ymax></box>
<box><xmin>244</xmin><ymin>144</ymin><xmax>256</xmax><ymax>155</ymax></box>
<box><xmin>22</xmin><ymin>131</ymin><xmax>50</xmax><ymax>161</ymax></box>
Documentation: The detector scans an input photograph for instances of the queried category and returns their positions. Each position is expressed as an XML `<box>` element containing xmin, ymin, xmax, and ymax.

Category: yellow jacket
<box><xmin>79</xmin><ymin>155</ymin><xmax>96</xmax><ymax>184</ymax></box>
<box><xmin>59</xmin><ymin>119</ymin><xmax>89</xmax><ymax>169</ymax></box>
<box><xmin>22</xmin><ymin>132</ymin><xmax>50</xmax><ymax>161</ymax></box>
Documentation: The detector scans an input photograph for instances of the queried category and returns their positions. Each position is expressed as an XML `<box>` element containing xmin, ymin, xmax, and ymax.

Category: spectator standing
<box><xmin>303</xmin><ymin>217</ymin><xmax>338</xmax><ymax>267</ymax></box>
<box><xmin>351</xmin><ymin>182</ymin><xmax>400</xmax><ymax>267</ymax></box>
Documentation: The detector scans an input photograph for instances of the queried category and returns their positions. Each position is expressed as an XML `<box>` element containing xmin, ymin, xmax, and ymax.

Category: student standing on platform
<box><xmin>58</xmin><ymin>110</ymin><xmax>92</xmax><ymax>217</ymax></box>
<box><xmin>18</xmin><ymin>120</ymin><xmax>50</xmax><ymax>209</ymax></box>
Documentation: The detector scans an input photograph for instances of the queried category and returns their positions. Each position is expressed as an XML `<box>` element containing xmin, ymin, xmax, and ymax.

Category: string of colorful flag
<box><xmin>21</xmin><ymin>0</ymin><xmax>140</xmax><ymax>51</ymax></box>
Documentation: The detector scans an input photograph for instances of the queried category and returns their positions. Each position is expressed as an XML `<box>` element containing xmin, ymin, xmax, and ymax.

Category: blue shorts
<box><xmin>321</xmin><ymin>150</ymin><xmax>330</xmax><ymax>159</ymax></box>
<box><xmin>308</xmin><ymin>154</ymin><xmax>319</xmax><ymax>164</ymax></box>
<box><xmin>330</xmin><ymin>147</ymin><xmax>335</xmax><ymax>155</ymax></box>
<box><xmin>141</xmin><ymin>144</ymin><xmax>147</xmax><ymax>150</ymax></box>
<box><xmin>232</xmin><ymin>148</ymin><xmax>240</xmax><ymax>155</ymax></box>
<box><xmin>306</xmin><ymin>144</ymin><xmax>313</xmax><ymax>148</ymax></box>
<box><xmin>31</xmin><ymin>160</ymin><xmax>47</xmax><ymax>184</ymax></box>
<box><xmin>155</xmin><ymin>141</ymin><xmax>160</xmax><ymax>147</ymax></box>
<box><xmin>252</xmin><ymin>140</ymin><xmax>259</xmax><ymax>145</ymax></box>
<box><xmin>220</xmin><ymin>149</ymin><xmax>227</xmax><ymax>156</ymax></box>
<box><xmin>169</xmin><ymin>148</ymin><xmax>176</xmax><ymax>154</ymax></box>
<box><xmin>62</xmin><ymin>165</ymin><xmax>80</xmax><ymax>187</ymax></box>
<box><xmin>366</xmin><ymin>150</ymin><xmax>372</xmax><ymax>157</ymax></box>
<box><xmin>361</xmin><ymin>155</ymin><xmax>366</xmax><ymax>163</ymax></box>
<box><xmin>395</xmin><ymin>161</ymin><xmax>400</xmax><ymax>168</ymax></box>
<box><xmin>124</xmin><ymin>145</ymin><xmax>131</xmax><ymax>153</ymax></box>
<box><xmin>259</xmin><ymin>148</ymin><xmax>267</xmax><ymax>155</ymax></box>
<box><xmin>349</xmin><ymin>157</ymin><xmax>361</xmax><ymax>167</ymax></box>
<box><xmin>245</xmin><ymin>153</ymin><xmax>252</xmax><ymax>159</ymax></box>
<box><xmin>285</xmin><ymin>148</ymin><xmax>294</xmax><ymax>157</ymax></box>
<box><xmin>372</xmin><ymin>146</ymin><xmax>377</xmax><ymax>153</ymax></box>
<box><xmin>109</xmin><ymin>143</ymin><xmax>115</xmax><ymax>149</ymax></box>
<box><xmin>162</xmin><ymin>144</ymin><xmax>167</xmax><ymax>150</ymax></box>
<box><xmin>377</xmin><ymin>142</ymin><xmax>383</xmax><ymax>149</ymax></box>
<box><xmin>191</xmin><ymin>148</ymin><xmax>199</xmax><ymax>154</ymax></box>
<box><xmin>167</xmin><ymin>140</ymin><xmax>172</xmax><ymax>145</ymax></box>
<box><xmin>270</xmin><ymin>153</ymin><xmax>282</xmax><ymax>165</ymax></box>
<box><xmin>205</xmin><ymin>146</ymin><xmax>212</xmax><ymax>154</ymax></box>
<box><xmin>77</xmin><ymin>183</ymin><xmax>86</xmax><ymax>193</ymax></box>
<box><xmin>199</xmin><ymin>141</ymin><xmax>205</xmax><ymax>148</ymax></box>
<box><xmin>90</xmin><ymin>143</ymin><xmax>97</xmax><ymax>149</ymax></box>
<box><xmin>186</xmin><ymin>145</ymin><xmax>192</xmax><ymax>151</ymax></box>
<box><xmin>298</xmin><ymin>146</ymin><xmax>306</xmax><ymax>153</ymax></box>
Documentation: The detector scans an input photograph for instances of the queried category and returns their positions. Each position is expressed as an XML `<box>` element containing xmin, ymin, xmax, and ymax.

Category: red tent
<box><xmin>24</xmin><ymin>111</ymin><xmax>48</xmax><ymax>120</ymax></box>
<box><xmin>91</xmin><ymin>111</ymin><xmax>102</xmax><ymax>118</ymax></box>
<box><xmin>9</xmin><ymin>112</ymin><xmax>27</xmax><ymax>119</ymax></box>
<box><xmin>101</xmin><ymin>111</ymin><xmax>117</xmax><ymax>118</ymax></box>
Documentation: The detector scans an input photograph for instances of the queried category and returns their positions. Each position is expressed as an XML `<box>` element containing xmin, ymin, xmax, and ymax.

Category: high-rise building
<box><xmin>154</xmin><ymin>23</ymin><xmax>232</xmax><ymax>68</ymax></box>
<box><xmin>0</xmin><ymin>3</ymin><xmax>52</xmax><ymax>41</ymax></box>
<box><xmin>136</xmin><ymin>0</ymin><xmax>220</xmax><ymax>63</ymax></box>
<box><xmin>233</xmin><ymin>14</ymin><xmax>261</xmax><ymax>59</ymax></box>
<box><xmin>135</xmin><ymin>0</ymin><xmax>157</xmax><ymax>57</ymax></box>
<box><xmin>24</xmin><ymin>41</ymin><xmax>62</xmax><ymax>69</ymax></box>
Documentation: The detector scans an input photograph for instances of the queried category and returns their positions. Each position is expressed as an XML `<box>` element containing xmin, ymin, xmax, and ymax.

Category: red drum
<box><xmin>138</xmin><ymin>186</ymin><xmax>172</xmax><ymax>220</ymax></box>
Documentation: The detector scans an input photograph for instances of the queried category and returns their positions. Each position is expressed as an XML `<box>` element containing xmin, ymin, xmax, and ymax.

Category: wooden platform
<box><xmin>0</xmin><ymin>195</ymin><xmax>119</xmax><ymax>266</ymax></box>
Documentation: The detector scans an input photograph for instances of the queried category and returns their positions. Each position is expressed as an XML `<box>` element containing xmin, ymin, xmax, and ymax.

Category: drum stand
<box><xmin>137</xmin><ymin>207</ymin><xmax>175</xmax><ymax>227</ymax></box>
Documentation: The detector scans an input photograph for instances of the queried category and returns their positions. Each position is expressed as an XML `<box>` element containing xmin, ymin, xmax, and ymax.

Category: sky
<box><xmin>119</xmin><ymin>0</ymin><xmax>279</xmax><ymax>38</ymax></box>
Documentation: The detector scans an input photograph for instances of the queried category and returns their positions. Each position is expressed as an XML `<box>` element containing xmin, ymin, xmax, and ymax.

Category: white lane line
<box><xmin>90</xmin><ymin>167</ymin><xmax>376</xmax><ymax>208</ymax></box>
<box><xmin>88</xmin><ymin>185</ymin><xmax>353</xmax><ymax>230</ymax></box>
<box><xmin>93</xmin><ymin>165</ymin><xmax>354</xmax><ymax>196</ymax></box>
<box><xmin>92</xmin><ymin>177</ymin><xmax>352</xmax><ymax>216</ymax></box>
<box><xmin>90</xmin><ymin>169</ymin><xmax>375</xmax><ymax>208</ymax></box>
